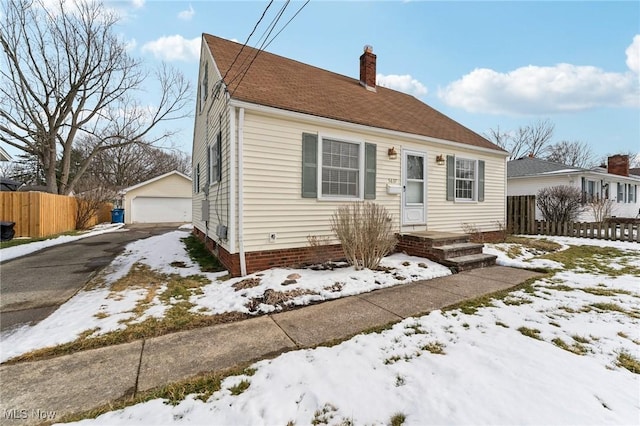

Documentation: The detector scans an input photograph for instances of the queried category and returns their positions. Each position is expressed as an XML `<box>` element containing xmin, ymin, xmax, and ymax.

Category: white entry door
<box><xmin>402</xmin><ymin>150</ymin><xmax>427</xmax><ymax>225</ymax></box>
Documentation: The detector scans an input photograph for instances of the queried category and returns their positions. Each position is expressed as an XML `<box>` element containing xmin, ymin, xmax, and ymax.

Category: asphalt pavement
<box><xmin>0</xmin><ymin>224</ymin><xmax>182</xmax><ymax>332</ymax></box>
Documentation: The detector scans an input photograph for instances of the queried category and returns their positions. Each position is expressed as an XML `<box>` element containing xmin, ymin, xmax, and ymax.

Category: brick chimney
<box><xmin>607</xmin><ymin>155</ymin><xmax>629</xmax><ymax>177</ymax></box>
<box><xmin>359</xmin><ymin>45</ymin><xmax>376</xmax><ymax>92</ymax></box>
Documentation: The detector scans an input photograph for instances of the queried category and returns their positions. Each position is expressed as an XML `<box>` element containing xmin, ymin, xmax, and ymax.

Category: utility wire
<box><xmin>226</xmin><ymin>0</ymin><xmax>290</xmax><ymax>89</ymax></box>
<box><xmin>229</xmin><ymin>0</ymin><xmax>311</xmax><ymax>98</ymax></box>
<box><xmin>220</xmin><ymin>0</ymin><xmax>274</xmax><ymax>83</ymax></box>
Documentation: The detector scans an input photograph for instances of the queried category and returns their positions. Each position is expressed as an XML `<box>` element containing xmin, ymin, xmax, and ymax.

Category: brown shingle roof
<box><xmin>205</xmin><ymin>34</ymin><xmax>504</xmax><ymax>153</ymax></box>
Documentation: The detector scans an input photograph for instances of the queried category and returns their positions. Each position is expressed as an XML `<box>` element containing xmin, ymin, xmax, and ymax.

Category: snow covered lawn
<box><xmin>0</xmin><ymin>226</ymin><xmax>451</xmax><ymax>363</ymax></box>
<box><xmin>57</xmin><ymin>236</ymin><xmax>639</xmax><ymax>425</ymax></box>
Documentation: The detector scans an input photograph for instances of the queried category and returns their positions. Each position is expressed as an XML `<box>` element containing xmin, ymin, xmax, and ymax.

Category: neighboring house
<box><xmin>121</xmin><ymin>171</ymin><xmax>192</xmax><ymax>224</ymax></box>
<box><xmin>193</xmin><ymin>34</ymin><xmax>508</xmax><ymax>276</ymax></box>
<box><xmin>507</xmin><ymin>155</ymin><xmax>640</xmax><ymax>221</ymax></box>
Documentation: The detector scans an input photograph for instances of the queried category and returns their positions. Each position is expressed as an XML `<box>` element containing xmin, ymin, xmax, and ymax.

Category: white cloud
<box><xmin>125</xmin><ymin>38</ymin><xmax>137</xmax><ymax>52</ymax></box>
<box><xmin>377</xmin><ymin>74</ymin><xmax>428</xmax><ymax>98</ymax></box>
<box><xmin>178</xmin><ymin>4</ymin><xmax>195</xmax><ymax>21</ymax></box>
<box><xmin>439</xmin><ymin>36</ymin><xmax>640</xmax><ymax>115</ymax></box>
<box><xmin>626</xmin><ymin>35</ymin><xmax>640</xmax><ymax>74</ymax></box>
<box><xmin>131</xmin><ymin>0</ymin><xmax>144</xmax><ymax>9</ymax></box>
<box><xmin>141</xmin><ymin>35</ymin><xmax>199</xmax><ymax>62</ymax></box>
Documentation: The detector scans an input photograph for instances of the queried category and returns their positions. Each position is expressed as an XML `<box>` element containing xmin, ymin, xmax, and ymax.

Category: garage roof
<box><xmin>121</xmin><ymin>170</ymin><xmax>192</xmax><ymax>193</ymax></box>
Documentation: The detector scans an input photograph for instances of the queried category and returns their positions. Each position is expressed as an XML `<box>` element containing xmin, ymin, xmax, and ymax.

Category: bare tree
<box><xmin>545</xmin><ymin>140</ymin><xmax>596</xmax><ymax>168</ymax></box>
<box><xmin>485</xmin><ymin>119</ymin><xmax>555</xmax><ymax>160</ymax></box>
<box><xmin>0</xmin><ymin>0</ymin><xmax>191</xmax><ymax>194</ymax></box>
<box><xmin>596</xmin><ymin>151</ymin><xmax>640</xmax><ymax>169</ymax></box>
<box><xmin>77</xmin><ymin>137</ymin><xmax>191</xmax><ymax>192</ymax></box>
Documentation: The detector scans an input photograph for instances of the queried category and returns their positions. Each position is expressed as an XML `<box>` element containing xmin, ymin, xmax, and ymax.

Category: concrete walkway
<box><xmin>0</xmin><ymin>266</ymin><xmax>543</xmax><ymax>425</ymax></box>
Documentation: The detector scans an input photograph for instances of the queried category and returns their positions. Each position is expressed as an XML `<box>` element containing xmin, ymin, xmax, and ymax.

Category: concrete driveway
<box><xmin>0</xmin><ymin>224</ymin><xmax>184</xmax><ymax>332</ymax></box>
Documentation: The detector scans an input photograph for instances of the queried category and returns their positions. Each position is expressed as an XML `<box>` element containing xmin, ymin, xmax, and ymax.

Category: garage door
<box><xmin>131</xmin><ymin>197</ymin><xmax>192</xmax><ymax>223</ymax></box>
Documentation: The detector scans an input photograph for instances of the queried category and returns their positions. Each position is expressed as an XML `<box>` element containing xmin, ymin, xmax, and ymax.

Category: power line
<box><xmin>220</xmin><ymin>0</ymin><xmax>274</xmax><ymax>83</ymax></box>
<box><xmin>229</xmin><ymin>0</ymin><xmax>311</xmax><ymax>98</ymax></box>
<box><xmin>226</xmin><ymin>0</ymin><xmax>290</xmax><ymax>89</ymax></box>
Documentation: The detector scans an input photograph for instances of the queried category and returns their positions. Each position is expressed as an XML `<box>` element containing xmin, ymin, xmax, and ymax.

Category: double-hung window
<box><xmin>446</xmin><ymin>155</ymin><xmax>485</xmax><ymax>202</ymax></box>
<box><xmin>301</xmin><ymin>133</ymin><xmax>376</xmax><ymax>200</ymax></box>
<box><xmin>617</xmin><ymin>183</ymin><xmax>624</xmax><ymax>203</ymax></box>
<box><xmin>455</xmin><ymin>158</ymin><xmax>476</xmax><ymax>201</ymax></box>
<box><xmin>629</xmin><ymin>184</ymin><xmax>637</xmax><ymax>203</ymax></box>
<box><xmin>321</xmin><ymin>138</ymin><xmax>361</xmax><ymax>198</ymax></box>
<box><xmin>586</xmin><ymin>180</ymin><xmax>596</xmax><ymax>202</ymax></box>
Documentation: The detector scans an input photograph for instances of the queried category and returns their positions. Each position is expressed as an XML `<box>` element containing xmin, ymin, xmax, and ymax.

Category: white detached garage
<box><xmin>122</xmin><ymin>171</ymin><xmax>192</xmax><ymax>224</ymax></box>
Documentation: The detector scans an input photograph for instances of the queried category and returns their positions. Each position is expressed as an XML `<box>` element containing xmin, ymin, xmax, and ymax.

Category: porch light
<box><xmin>436</xmin><ymin>154</ymin><xmax>445</xmax><ymax>165</ymax></box>
<box><xmin>388</xmin><ymin>147</ymin><xmax>398</xmax><ymax>160</ymax></box>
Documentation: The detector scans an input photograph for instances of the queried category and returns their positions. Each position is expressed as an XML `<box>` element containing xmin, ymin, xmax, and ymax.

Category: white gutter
<box><xmin>238</xmin><ymin>107</ymin><xmax>247</xmax><ymax>276</ymax></box>
<box><xmin>228</xmin><ymin>106</ymin><xmax>236</xmax><ymax>254</ymax></box>
<box><xmin>228</xmin><ymin>99</ymin><xmax>509</xmax><ymax>157</ymax></box>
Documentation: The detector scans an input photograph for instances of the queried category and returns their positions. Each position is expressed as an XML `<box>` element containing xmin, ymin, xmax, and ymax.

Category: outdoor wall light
<box><xmin>436</xmin><ymin>154</ymin><xmax>445</xmax><ymax>165</ymax></box>
<box><xmin>388</xmin><ymin>147</ymin><xmax>398</xmax><ymax>160</ymax></box>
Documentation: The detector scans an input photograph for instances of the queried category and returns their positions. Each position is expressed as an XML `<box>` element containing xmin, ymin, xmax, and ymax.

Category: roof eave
<box><xmin>229</xmin><ymin>99</ymin><xmax>508</xmax><ymax>156</ymax></box>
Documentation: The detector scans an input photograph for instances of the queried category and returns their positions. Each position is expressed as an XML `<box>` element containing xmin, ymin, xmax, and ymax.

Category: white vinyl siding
<box><xmin>192</xmin><ymin>40</ymin><xmax>231</xmax><ymax>251</ymax></box>
<box><xmin>240</xmin><ymin>109</ymin><xmax>507</xmax><ymax>252</ymax></box>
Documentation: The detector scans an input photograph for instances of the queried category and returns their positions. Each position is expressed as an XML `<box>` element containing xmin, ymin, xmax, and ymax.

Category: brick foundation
<box><xmin>193</xmin><ymin>227</ymin><xmax>345</xmax><ymax>276</ymax></box>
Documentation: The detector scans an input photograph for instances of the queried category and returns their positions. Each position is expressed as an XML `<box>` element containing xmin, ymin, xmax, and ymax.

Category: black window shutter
<box><xmin>446</xmin><ymin>155</ymin><xmax>455</xmax><ymax>201</ymax></box>
<box><xmin>206</xmin><ymin>145</ymin><xmax>211</xmax><ymax>185</ymax></box>
<box><xmin>581</xmin><ymin>177</ymin><xmax>586</xmax><ymax>204</ymax></box>
<box><xmin>302</xmin><ymin>133</ymin><xmax>318</xmax><ymax>198</ymax></box>
<box><xmin>217</xmin><ymin>132</ymin><xmax>222</xmax><ymax>182</ymax></box>
<box><xmin>364</xmin><ymin>143</ymin><xmax>376</xmax><ymax>199</ymax></box>
<box><xmin>478</xmin><ymin>160</ymin><xmax>485</xmax><ymax>202</ymax></box>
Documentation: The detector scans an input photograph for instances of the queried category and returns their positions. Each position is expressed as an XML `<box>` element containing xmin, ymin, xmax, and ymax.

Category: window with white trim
<box><xmin>629</xmin><ymin>184</ymin><xmax>637</xmax><ymax>203</ymax></box>
<box><xmin>617</xmin><ymin>182</ymin><xmax>624</xmax><ymax>203</ymax></box>
<box><xmin>320</xmin><ymin>138</ymin><xmax>361</xmax><ymax>198</ymax></box>
<box><xmin>455</xmin><ymin>158</ymin><xmax>476</xmax><ymax>201</ymax></box>
<box><xmin>199</xmin><ymin>62</ymin><xmax>208</xmax><ymax>113</ymax></box>
<box><xmin>586</xmin><ymin>180</ymin><xmax>596</xmax><ymax>201</ymax></box>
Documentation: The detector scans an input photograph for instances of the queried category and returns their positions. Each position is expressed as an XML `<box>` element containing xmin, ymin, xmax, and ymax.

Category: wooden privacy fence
<box><xmin>0</xmin><ymin>192</ymin><xmax>113</xmax><ymax>238</ymax></box>
<box><xmin>531</xmin><ymin>220</ymin><xmax>639</xmax><ymax>243</ymax></box>
<box><xmin>507</xmin><ymin>194</ymin><xmax>638</xmax><ymax>242</ymax></box>
<box><xmin>507</xmin><ymin>195</ymin><xmax>536</xmax><ymax>234</ymax></box>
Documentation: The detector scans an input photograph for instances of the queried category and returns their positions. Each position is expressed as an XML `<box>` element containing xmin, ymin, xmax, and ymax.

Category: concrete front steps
<box><xmin>396</xmin><ymin>231</ymin><xmax>497</xmax><ymax>272</ymax></box>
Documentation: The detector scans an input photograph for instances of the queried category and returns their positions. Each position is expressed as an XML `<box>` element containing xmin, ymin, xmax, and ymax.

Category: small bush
<box><xmin>536</xmin><ymin>185</ymin><xmax>584</xmax><ymax>222</ymax></box>
<box><xmin>330</xmin><ymin>202</ymin><xmax>396</xmax><ymax>270</ymax></box>
<box><xmin>587</xmin><ymin>195</ymin><xmax>616</xmax><ymax>223</ymax></box>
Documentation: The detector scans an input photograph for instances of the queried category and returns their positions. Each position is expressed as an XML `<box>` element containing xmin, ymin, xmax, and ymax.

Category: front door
<box><xmin>402</xmin><ymin>150</ymin><xmax>427</xmax><ymax>225</ymax></box>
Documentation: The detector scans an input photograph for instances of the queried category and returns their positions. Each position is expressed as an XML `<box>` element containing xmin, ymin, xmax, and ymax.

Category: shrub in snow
<box><xmin>330</xmin><ymin>201</ymin><xmax>396</xmax><ymax>270</ymax></box>
<box><xmin>536</xmin><ymin>185</ymin><xmax>584</xmax><ymax>223</ymax></box>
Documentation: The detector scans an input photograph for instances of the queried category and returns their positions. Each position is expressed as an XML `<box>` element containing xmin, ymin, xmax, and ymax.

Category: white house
<box><xmin>121</xmin><ymin>170</ymin><xmax>192</xmax><ymax>224</ymax></box>
<box><xmin>192</xmin><ymin>34</ymin><xmax>508</xmax><ymax>276</ymax></box>
<box><xmin>507</xmin><ymin>155</ymin><xmax>640</xmax><ymax>221</ymax></box>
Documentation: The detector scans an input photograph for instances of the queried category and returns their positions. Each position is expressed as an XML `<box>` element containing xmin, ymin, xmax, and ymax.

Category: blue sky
<box><xmin>53</xmin><ymin>1</ymin><xmax>640</xmax><ymax>163</ymax></box>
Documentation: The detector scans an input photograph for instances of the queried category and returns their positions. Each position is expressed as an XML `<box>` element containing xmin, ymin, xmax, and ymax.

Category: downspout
<box><xmin>238</xmin><ymin>108</ymin><xmax>247</xmax><ymax>276</ymax></box>
<box><xmin>228</xmin><ymin>107</ymin><xmax>236</xmax><ymax>254</ymax></box>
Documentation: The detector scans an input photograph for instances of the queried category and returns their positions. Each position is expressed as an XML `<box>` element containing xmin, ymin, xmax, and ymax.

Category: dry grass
<box><xmin>232</xmin><ymin>277</ymin><xmax>261</xmax><ymax>291</ymax></box>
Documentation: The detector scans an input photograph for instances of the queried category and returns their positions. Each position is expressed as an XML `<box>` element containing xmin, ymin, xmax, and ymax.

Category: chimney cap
<box><xmin>363</xmin><ymin>44</ymin><xmax>373</xmax><ymax>54</ymax></box>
